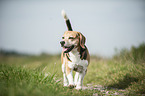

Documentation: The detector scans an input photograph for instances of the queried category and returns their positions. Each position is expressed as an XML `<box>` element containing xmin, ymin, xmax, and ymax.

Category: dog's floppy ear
<box><xmin>78</xmin><ymin>32</ymin><xmax>86</xmax><ymax>49</ymax></box>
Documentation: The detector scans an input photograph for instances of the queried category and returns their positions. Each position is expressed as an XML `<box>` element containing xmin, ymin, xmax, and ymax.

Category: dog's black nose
<box><xmin>60</xmin><ymin>41</ymin><xmax>65</xmax><ymax>47</ymax></box>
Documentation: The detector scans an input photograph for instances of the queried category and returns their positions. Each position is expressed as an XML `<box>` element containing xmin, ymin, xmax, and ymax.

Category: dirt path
<box><xmin>55</xmin><ymin>78</ymin><xmax>126</xmax><ymax>95</ymax></box>
<box><xmin>83</xmin><ymin>84</ymin><xmax>126</xmax><ymax>96</ymax></box>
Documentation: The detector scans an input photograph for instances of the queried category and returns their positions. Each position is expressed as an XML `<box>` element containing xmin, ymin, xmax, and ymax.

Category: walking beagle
<box><xmin>60</xmin><ymin>10</ymin><xmax>90</xmax><ymax>90</ymax></box>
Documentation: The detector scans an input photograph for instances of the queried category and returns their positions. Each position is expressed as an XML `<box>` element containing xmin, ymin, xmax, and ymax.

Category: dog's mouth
<box><xmin>63</xmin><ymin>45</ymin><xmax>74</xmax><ymax>53</ymax></box>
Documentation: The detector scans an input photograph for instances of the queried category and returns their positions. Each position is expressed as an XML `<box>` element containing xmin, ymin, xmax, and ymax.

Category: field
<box><xmin>0</xmin><ymin>43</ymin><xmax>145</xmax><ymax>96</ymax></box>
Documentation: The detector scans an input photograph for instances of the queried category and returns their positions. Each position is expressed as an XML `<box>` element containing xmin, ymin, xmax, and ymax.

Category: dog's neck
<box><xmin>69</xmin><ymin>48</ymin><xmax>80</xmax><ymax>58</ymax></box>
<box><xmin>68</xmin><ymin>48</ymin><xmax>80</xmax><ymax>62</ymax></box>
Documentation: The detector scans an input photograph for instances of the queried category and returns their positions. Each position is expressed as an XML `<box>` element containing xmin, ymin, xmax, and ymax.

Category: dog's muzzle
<box><xmin>63</xmin><ymin>45</ymin><xmax>74</xmax><ymax>53</ymax></box>
<box><xmin>60</xmin><ymin>41</ymin><xmax>74</xmax><ymax>53</ymax></box>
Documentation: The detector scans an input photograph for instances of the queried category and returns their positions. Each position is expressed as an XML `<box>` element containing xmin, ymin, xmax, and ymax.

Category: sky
<box><xmin>0</xmin><ymin>0</ymin><xmax>145</xmax><ymax>57</ymax></box>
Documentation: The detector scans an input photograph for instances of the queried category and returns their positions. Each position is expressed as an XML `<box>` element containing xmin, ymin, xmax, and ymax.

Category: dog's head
<box><xmin>60</xmin><ymin>31</ymin><xmax>86</xmax><ymax>53</ymax></box>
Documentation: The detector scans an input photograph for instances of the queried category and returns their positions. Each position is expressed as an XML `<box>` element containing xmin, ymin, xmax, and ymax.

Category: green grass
<box><xmin>0</xmin><ymin>64</ymin><xmax>61</xmax><ymax>96</ymax></box>
<box><xmin>0</xmin><ymin>44</ymin><xmax>145</xmax><ymax>95</ymax></box>
<box><xmin>0</xmin><ymin>55</ymin><xmax>101</xmax><ymax>96</ymax></box>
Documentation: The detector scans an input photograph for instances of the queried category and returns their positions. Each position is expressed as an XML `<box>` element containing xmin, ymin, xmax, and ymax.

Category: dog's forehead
<box><xmin>63</xmin><ymin>31</ymin><xmax>78</xmax><ymax>37</ymax></box>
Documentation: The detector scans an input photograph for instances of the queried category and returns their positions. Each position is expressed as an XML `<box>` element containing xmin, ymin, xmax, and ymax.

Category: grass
<box><xmin>0</xmin><ymin>64</ymin><xmax>61</xmax><ymax>96</ymax></box>
<box><xmin>0</xmin><ymin>43</ymin><xmax>145</xmax><ymax>95</ymax></box>
<box><xmin>0</xmin><ymin>55</ymin><xmax>100</xmax><ymax>96</ymax></box>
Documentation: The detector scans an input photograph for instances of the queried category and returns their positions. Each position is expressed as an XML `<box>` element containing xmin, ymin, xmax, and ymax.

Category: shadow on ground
<box><xmin>107</xmin><ymin>73</ymin><xmax>139</xmax><ymax>89</ymax></box>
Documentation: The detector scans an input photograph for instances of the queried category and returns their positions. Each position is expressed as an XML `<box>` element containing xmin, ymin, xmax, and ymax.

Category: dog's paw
<box><xmin>75</xmin><ymin>86</ymin><xmax>82</xmax><ymax>90</ymax></box>
<box><xmin>63</xmin><ymin>84</ymin><xmax>68</xmax><ymax>87</ymax></box>
<box><xmin>68</xmin><ymin>85</ymin><xmax>75</xmax><ymax>89</ymax></box>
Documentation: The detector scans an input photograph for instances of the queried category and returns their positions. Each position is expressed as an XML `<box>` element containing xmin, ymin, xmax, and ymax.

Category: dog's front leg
<box><xmin>75</xmin><ymin>70</ymin><xmax>86</xmax><ymax>90</ymax></box>
<box><xmin>74</xmin><ymin>72</ymin><xmax>79</xmax><ymax>86</ymax></box>
<box><xmin>62</xmin><ymin>63</ymin><xmax>68</xmax><ymax>86</ymax></box>
<box><xmin>66</xmin><ymin>65</ymin><xmax>74</xmax><ymax>88</ymax></box>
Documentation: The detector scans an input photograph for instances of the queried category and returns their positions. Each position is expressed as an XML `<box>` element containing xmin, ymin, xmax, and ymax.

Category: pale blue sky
<box><xmin>0</xmin><ymin>0</ymin><xmax>145</xmax><ymax>57</ymax></box>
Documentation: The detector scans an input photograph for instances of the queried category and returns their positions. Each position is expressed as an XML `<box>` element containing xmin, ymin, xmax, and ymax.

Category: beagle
<box><xmin>60</xmin><ymin>10</ymin><xmax>90</xmax><ymax>90</ymax></box>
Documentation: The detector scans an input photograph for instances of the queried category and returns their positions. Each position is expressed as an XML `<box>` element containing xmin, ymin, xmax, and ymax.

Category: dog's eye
<box><xmin>69</xmin><ymin>37</ymin><xmax>74</xmax><ymax>39</ymax></box>
<box><xmin>62</xmin><ymin>37</ymin><xmax>64</xmax><ymax>39</ymax></box>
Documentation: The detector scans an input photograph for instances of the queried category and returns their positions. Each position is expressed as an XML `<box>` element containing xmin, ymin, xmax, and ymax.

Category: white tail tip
<box><xmin>61</xmin><ymin>10</ymin><xmax>68</xmax><ymax>20</ymax></box>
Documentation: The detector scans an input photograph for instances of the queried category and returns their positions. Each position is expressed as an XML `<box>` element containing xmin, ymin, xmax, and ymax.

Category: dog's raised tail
<box><xmin>61</xmin><ymin>10</ymin><xmax>73</xmax><ymax>31</ymax></box>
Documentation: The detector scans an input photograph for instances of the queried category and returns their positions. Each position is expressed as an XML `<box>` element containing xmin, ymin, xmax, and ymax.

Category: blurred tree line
<box><xmin>0</xmin><ymin>43</ymin><xmax>145</xmax><ymax>64</ymax></box>
<box><xmin>0</xmin><ymin>49</ymin><xmax>23</xmax><ymax>56</ymax></box>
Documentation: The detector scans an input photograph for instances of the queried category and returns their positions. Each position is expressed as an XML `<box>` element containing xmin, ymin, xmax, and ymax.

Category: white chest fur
<box><xmin>68</xmin><ymin>49</ymin><xmax>88</xmax><ymax>72</ymax></box>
